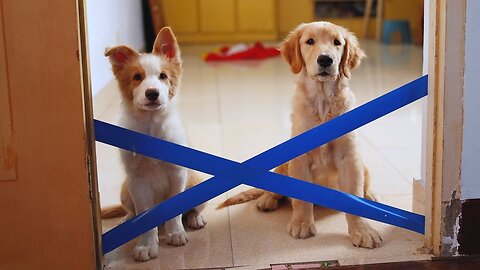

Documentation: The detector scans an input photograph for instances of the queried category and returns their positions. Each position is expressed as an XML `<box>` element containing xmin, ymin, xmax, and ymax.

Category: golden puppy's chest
<box><xmin>307</xmin><ymin>144</ymin><xmax>339</xmax><ymax>190</ymax></box>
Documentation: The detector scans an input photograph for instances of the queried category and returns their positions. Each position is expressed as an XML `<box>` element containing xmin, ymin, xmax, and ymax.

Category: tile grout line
<box><xmin>359</xmin><ymin>132</ymin><xmax>416</xmax><ymax>186</ymax></box>
<box><xmin>213</xmin><ymin>64</ymin><xmax>236</xmax><ymax>267</ymax></box>
<box><xmin>226</xmin><ymin>203</ymin><xmax>236</xmax><ymax>268</ymax></box>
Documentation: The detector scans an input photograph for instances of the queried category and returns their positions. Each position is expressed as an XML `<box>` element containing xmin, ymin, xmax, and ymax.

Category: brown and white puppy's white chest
<box><xmin>119</xmin><ymin>103</ymin><xmax>187</xmax><ymax>202</ymax></box>
<box><xmin>111</xmin><ymin>46</ymin><xmax>187</xmax><ymax>200</ymax></box>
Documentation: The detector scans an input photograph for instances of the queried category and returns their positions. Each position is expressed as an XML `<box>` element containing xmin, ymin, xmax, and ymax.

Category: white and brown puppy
<box><xmin>103</xmin><ymin>27</ymin><xmax>206</xmax><ymax>262</ymax></box>
<box><xmin>220</xmin><ymin>22</ymin><xmax>382</xmax><ymax>249</ymax></box>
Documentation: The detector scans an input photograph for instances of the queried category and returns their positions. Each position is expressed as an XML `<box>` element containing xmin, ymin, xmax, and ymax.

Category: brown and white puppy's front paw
<box><xmin>133</xmin><ymin>243</ymin><xmax>159</xmax><ymax>262</ymax></box>
<box><xmin>132</xmin><ymin>229</ymin><xmax>159</xmax><ymax>261</ymax></box>
<box><xmin>186</xmin><ymin>211</ymin><xmax>207</xmax><ymax>229</ymax></box>
<box><xmin>165</xmin><ymin>217</ymin><xmax>188</xmax><ymax>246</ymax></box>
<box><xmin>287</xmin><ymin>217</ymin><xmax>317</xmax><ymax>239</ymax></box>
<box><xmin>348</xmin><ymin>219</ymin><xmax>382</xmax><ymax>248</ymax></box>
<box><xmin>165</xmin><ymin>230</ymin><xmax>188</xmax><ymax>246</ymax></box>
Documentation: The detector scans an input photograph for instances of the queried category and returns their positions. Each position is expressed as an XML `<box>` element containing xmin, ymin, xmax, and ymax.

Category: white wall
<box><xmin>86</xmin><ymin>0</ymin><xmax>146</xmax><ymax>96</ymax></box>
<box><xmin>460</xmin><ymin>0</ymin><xmax>480</xmax><ymax>200</ymax></box>
<box><xmin>420</xmin><ymin>0</ymin><xmax>429</xmax><ymax>186</ymax></box>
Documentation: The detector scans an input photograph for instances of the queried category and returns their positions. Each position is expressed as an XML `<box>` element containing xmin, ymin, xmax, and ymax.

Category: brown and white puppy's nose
<box><xmin>145</xmin><ymin>88</ymin><xmax>159</xmax><ymax>101</ymax></box>
<box><xmin>317</xmin><ymin>55</ymin><xmax>333</xmax><ymax>68</ymax></box>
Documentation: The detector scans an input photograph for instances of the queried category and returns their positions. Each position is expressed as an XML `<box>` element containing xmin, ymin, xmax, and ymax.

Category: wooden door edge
<box><xmin>77</xmin><ymin>0</ymin><xmax>104</xmax><ymax>268</ymax></box>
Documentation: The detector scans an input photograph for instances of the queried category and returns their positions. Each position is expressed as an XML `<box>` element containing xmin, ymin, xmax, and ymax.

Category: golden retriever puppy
<box><xmin>219</xmin><ymin>22</ymin><xmax>381</xmax><ymax>249</ymax></box>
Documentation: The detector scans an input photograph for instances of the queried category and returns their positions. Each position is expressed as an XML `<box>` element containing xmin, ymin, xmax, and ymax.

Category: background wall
<box><xmin>384</xmin><ymin>0</ymin><xmax>422</xmax><ymax>41</ymax></box>
<box><xmin>460</xmin><ymin>0</ymin><xmax>480</xmax><ymax>200</ymax></box>
<box><xmin>86</xmin><ymin>0</ymin><xmax>145</xmax><ymax>96</ymax></box>
<box><xmin>420</xmin><ymin>0</ymin><xmax>429</xmax><ymax>187</ymax></box>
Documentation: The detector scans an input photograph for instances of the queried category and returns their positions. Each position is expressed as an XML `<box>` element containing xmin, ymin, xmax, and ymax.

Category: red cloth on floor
<box><xmin>203</xmin><ymin>42</ymin><xmax>280</xmax><ymax>61</ymax></box>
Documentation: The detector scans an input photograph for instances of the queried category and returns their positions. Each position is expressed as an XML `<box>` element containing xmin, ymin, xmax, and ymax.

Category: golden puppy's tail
<box><xmin>216</xmin><ymin>163</ymin><xmax>289</xmax><ymax>209</ymax></box>
<box><xmin>101</xmin><ymin>205</ymin><xmax>127</xmax><ymax>219</ymax></box>
<box><xmin>216</xmin><ymin>188</ymin><xmax>265</xmax><ymax>209</ymax></box>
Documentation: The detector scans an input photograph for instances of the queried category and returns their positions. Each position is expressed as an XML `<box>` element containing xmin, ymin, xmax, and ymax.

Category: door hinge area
<box><xmin>86</xmin><ymin>155</ymin><xmax>95</xmax><ymax>201</ymax></box>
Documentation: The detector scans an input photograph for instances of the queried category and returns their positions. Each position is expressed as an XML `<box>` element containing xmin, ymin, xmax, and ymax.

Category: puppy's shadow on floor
<box><xmin>230</xmin><ymin>199</ymin><xmax>346</xmax><ymax>234</ymax></box>
<box><xmin>229</xmin><ymin>199</ymin><xmax>404</xmax><ymax>250</ymax></box>
<box><xmin>313</xmin><ymin>206</ymin><xmax>341</xmax><ymax>220</ymax></box>
<box><xmin>247</xmin><ymin>197</ymin><xmax>343</xmax><ymax>221</ymax></box>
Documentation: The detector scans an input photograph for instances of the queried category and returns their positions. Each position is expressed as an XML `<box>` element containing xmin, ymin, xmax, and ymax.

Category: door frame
<box><xmin>78</xmin><ymin>0</ymin><xmax>103</xmax><ymax>266</ymax></box>
<box><xmin>424</xmin><ymin>0</ymin><xmax>471</xmax><ymax>256</ymax></box>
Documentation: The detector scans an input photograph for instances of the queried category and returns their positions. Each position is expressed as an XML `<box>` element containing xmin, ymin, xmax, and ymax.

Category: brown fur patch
<box><xmin>159</xmin><ymin>56</ymin><xmax>182</xmax><ymax>99</ymax></box>
<box><xmin>116</xmin><ymin>61</ymin><xmax>146</xmax><ymax>101</ymax></box>
<box><xmin>280</xmin><ymin>26</ymin><xmax>304</xmax><ymax>74</ymax></box>
<box><xmin>339</xmin><ymin>30</ymin><xmax>365</xmax><ymax>78</ymax></box>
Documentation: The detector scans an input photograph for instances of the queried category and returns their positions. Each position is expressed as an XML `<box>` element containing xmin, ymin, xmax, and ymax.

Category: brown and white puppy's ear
<box><xmin>105</xmin><ymin>46</ymin><xmax>141</xmax><ymax>101</ymax></box>
<box><xmin>339</xmin><ymin>30</ymin><xmax>366</xmax><ymax>79</ymax></box>
<box><xmin>152</xmin><ymin>26</ymin><xmax>181</xmax><ymax>63</ymax></box>
<box><xmin>280</xmin><ymin>25</ymin><xmax>304</xmax><ymax>74</ymax></box>
<box><xmin>104</xmin><ymin>45</ymin><xmax>140</xmax><ymax>73</ymax></box>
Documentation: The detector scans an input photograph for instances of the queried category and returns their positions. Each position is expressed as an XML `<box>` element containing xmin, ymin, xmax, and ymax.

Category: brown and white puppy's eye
<box><xmin>334</xmin><ymin>39</ymin><xmax>341</xmax><ymax>46</ymax></box>
<box><xmin>133</xmin><ymin>73</ymin><xmax>143</xmax><ymax>81</ymax></box>
<box><xmin>306</xmin><ymin>38</ymin><xmax>315</xmax><ymax>45</ymax></box>
<box><xmin>159</xmin><ymin>72</ymin><xmax>168</xmax><ymax>80</ymax></box>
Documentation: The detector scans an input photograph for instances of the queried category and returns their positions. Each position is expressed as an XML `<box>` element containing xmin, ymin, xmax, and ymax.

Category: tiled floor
<box><xmin>95</xmin><ymin>40</ymin><xmax>430</xmax><ymax>270</ymax></box>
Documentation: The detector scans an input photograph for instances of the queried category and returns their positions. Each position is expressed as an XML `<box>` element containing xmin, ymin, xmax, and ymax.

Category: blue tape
<box><xmin>97</xmin><ymin>75</ymin><xmax>428</xmax><ymax>254</ymax></box>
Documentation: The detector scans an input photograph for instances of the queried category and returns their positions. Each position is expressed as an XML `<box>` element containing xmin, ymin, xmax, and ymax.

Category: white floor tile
<box><xmin>103</xmin><ymin>203</ymin><xmax>234</xmax><ymax>270</ymax></box>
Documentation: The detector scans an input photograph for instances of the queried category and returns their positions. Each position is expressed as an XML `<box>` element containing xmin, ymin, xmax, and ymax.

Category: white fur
<box><xmin>120</xmin><ymin>58</ymin><xmax>188</xmax><ymax>262</ymax></box>
<box><xmin>120</xmin><ymin>96</ymin><xmax>189</xmax><ymax>258</ymax></box>
<box><xmin>104</xmin><ymin>27</ymin><xmax>207</xmax><ymax>262</ymax></box>
<box><xmin>133</xmin><ymin>55</ymin><xmax>171</xmax><ymax>111</ymax></box>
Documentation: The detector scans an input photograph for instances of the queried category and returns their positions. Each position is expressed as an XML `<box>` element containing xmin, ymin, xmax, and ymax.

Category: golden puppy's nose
<box><xmin>317</xmin><ymin>55</ymin><xmax>333</xmax><ymax>68</ymax></box>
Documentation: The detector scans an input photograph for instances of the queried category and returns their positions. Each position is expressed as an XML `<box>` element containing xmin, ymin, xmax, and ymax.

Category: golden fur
<box><xmin>219</xmin><ymin>22</ymin><xmax>382</xmax><ymax>249</ymax></box>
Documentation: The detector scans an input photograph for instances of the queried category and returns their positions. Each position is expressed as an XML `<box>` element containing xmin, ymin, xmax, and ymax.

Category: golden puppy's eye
<box><xmin>133</xmin><ymin>73</ymin><xmax>142</xmax><ymax>81</ymax></box>
<box><xmin>334</xmin><ymin>39</ymin><xmax>341</xmax><ymax>46</ymax></box>
<box><xmin>306</xmin><ymin>38</ymin><xmax>315</xmax><ymax>45</ymax></box>
<box><xmin>159</xmin><ymin>73</ymin><xmax>168</xmax><ymax>80</ymax></box>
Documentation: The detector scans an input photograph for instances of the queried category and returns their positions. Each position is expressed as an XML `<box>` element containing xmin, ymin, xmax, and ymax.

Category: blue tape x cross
<box><xmin>96</xmin><ymin>75</ymin><xmax>428</xmax><ymax>254</ymax></box>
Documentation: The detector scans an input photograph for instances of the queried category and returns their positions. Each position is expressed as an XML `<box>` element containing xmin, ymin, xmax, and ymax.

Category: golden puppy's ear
<box><xmin>280</xmin><ymin>26</ymin><xmax>304</xmax><ymax>74</ymax></box>
<box><xmin>339</xmin><ymin>31</ymin><xmax>366</xmax><ymax>78</ymax></box>
<box><xmin>104</xmin><ymin>45</ymin><xmax>140</xmax><ymax>69</ymax></box>
<box><xmin>153</xmin><ymin>26</ymin><xmax>181</xmax><ymax>63</ymax></box>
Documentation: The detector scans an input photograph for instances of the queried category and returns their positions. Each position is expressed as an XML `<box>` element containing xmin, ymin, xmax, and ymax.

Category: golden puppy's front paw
<box><xmin>287</xmin><ymin>218</ymin><xmax>317</xmax><ymax>239</ymax></box>
<box><xmin>256</xmin><ymin>193</ymin><xmax>280</xmax><ymax>211</ymax></box>
<box><xmin>349</xmin><ymin>222</ymin><xmax>382</xmax><ymax>248</ymax></box>
<box><xmin>364</xmin><ymin>191</ymin><xmax>378</xmax><ymax>202</ymax></box>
